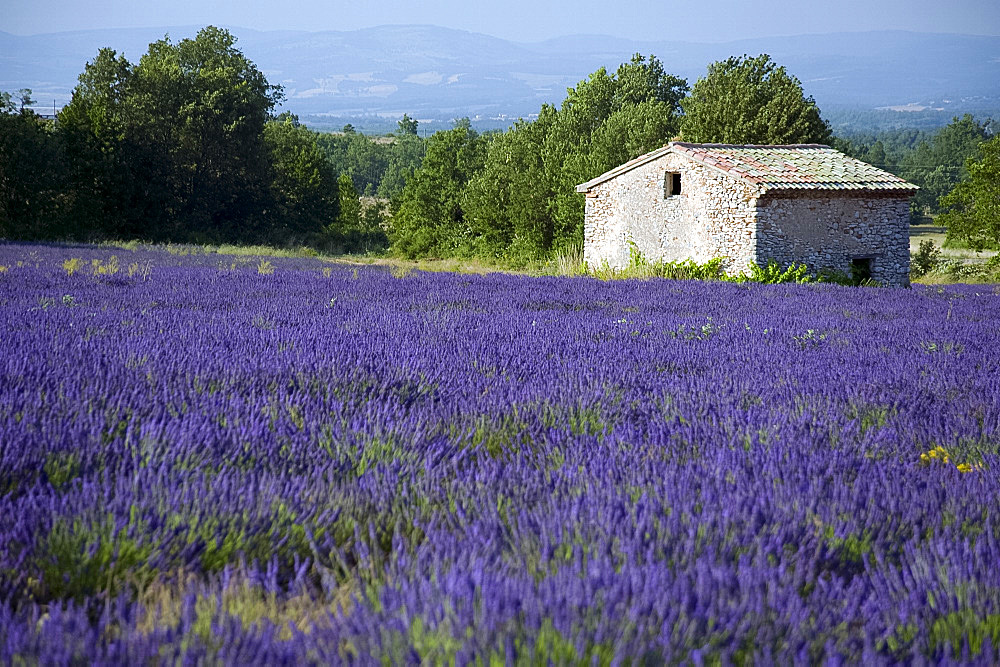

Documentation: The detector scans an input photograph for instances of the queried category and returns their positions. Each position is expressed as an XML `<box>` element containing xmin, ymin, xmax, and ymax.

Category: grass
<box><xmin>909</xmin><ymin>221</ymin><xmax>998</xmax><ymax>261</ymax></box>
<box><xmin>337</xmin><ymin>244</ymin><xmax>591</xmax><ymax>277</ymax></box>
<box><xmin>535</xmin><ymin>244</ymin><xmax>589</xmax><ymax>277</ymax></box>
<box><xmin>96</xmin><ymin>239</ymin><xmax>518</xmax><ymax>276</ymax></box>
<box><xmin>909</xmin><ymin>221</ymin><xmax>1000</xmax><ymax>284</ymax></box>
<box><xmin>911</xmin><ymin>267</ymin><xmax>1000</xmax><ymax>285</ymax></box>
<box><xmin>338</xmin><ymin>254</ymin><xmax>510</xmax><ymax>276</ymax></box>
<box><xmin>100</xmin><ymin>240</ymin><xmax>324</xmax><ymax>260</ymax></box>
<box><xmin>133</xmin><ymin>572</ymin><xmax>358</xmax><ymax>640</ymax></box>
<box><xmin>96</xmin><ymin>231</ymin><xmax>999</xmax><ymax>285</ymax></box>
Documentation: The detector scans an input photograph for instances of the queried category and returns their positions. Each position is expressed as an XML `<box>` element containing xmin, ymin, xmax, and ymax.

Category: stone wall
<box><xmin>582</xmin><ymin>149</ymin><xmax>913</xmax><ymax>285</ymax></box>
<box><xmin>755</xmin><ymin>192</ymin><xmax>911</xmax><ymax>285</ymax></box>
<box><xmin>583</xmin><ymin>152</ymin><xmax>759</xmax><ymax>273</ymax></box>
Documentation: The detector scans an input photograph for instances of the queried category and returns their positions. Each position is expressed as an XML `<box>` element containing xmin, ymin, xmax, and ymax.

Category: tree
<box><xmin>59</xmin><ymin>27</ymin><xmax>284</xmax><ymax>243</ymax></box>
<box><xmin>377</xmin><ymin>134</ymin><xmax>425</xmax><ymax>199</ymax></box>
<box><xmin>864</xmin><ymin>141</ymin><xmax>887</xmax><ymax>169</ymax></box>
<box><xmin>939</xmin><ymin>135</ymin><xmax>1000</xmax><ymax>251</ymax></box>
<box><xmin>334</xmin><ymin>171</ymin><xmax>386</xmax><ymax>253</ymax></box>
<box><xmin>317</xmin><ymin>132</ymin><xmax>385</xmax><ymax>196</ymax></box>
<box><xmin>316</xmin><ymin>131</ymin><xmax>425</xmax><ymax>199</ymax></box>
<box><xmin>680</xmin><ymin>54</ymin><xmax>832</xmax><ymax>145</ymax></box>
<box><xmin>264</xmin><ymin>119</ymin><xmax>339</xmax><ymax>243</ymax></box>
<box><xmin>900</xmin><ymin>114</ymin><xmax>991</xmax><ymax>215</ymax></box>
<box><xmin>8</xmin><ymin>28</ymin><xmax>351</xmax><ymax>247</ymax></box>
<box><xmin>337</xmin><ymin>173</ymin><xmax>361</xmax><ymax>231</ymax></box>
<box><xmin>397</xmin><ymin>113</ymin><xmax>418</xmax><ymax>136</ymax></box>
<box><xmin>131</xmin><ymin>27</ymin><xmax>284</xmax><ymax>242</ymax></box>
<box><xmin>391</xmin><ymin>123</ymin><xmax>484</xmax><ymax>257</ymax></box>
<box><xmin>0</xmin><ymin>93</ymin><xmax>66</xmax><ymax>239</ymax></box>
<box><xmin>58</xmin><ymin>48</ymin><xmax>140</xmax><ymax>239</ymax></box>
<box><xmin>14</xmin><ymin>89</ymin><xmax>35</xmax><ymax>112</ymax></box>
<box><xmin>463</xmin><ymin>109</ymin><xmax>556</xmax><ymax>259</ymax></box>
<box><xmin>463</xmin><ymin>54</ymin><xmax>687</xmax><ymax>262</ymax></box>
<box><xmin>273</xmin><ymin>111</ymin><xmax>300</xmax><ymax>126</ymax></box>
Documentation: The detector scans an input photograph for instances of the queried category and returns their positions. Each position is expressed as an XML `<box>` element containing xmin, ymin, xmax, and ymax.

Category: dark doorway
<box><xmin>851</xmin><ymin>258</ymin><xmax>873</xmax><ymax>284</ymax></box>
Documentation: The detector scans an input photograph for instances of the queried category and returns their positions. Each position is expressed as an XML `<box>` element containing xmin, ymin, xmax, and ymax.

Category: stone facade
<box><xmin>583</xmin><ymin>152</ymin><xmax>759</xmax><ymax>272</ymax></box>
<box><xmin>579</xmin><ymin>145</ymin><xmax>915</xmax><ymax>285</ymax></box>
<box><xmin>756</xmin><ymin>192</ymin><xmax>911</xmax><ymax>286</ymax></box>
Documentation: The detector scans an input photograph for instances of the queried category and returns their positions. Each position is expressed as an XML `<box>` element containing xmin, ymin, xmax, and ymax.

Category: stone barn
<box><xmin>576</xmin><ymin>142</ymin><xmax>919</xmax><ymax>285</ymax></box>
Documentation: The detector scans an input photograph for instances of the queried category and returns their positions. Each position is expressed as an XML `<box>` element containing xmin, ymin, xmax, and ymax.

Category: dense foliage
<box><xmin>837</xmin><ymin>115</ymin><xmax>994</xmax><ymax>219</ymax></box>
<box><xmin>315</xmin><ymin>131</ymin><xmax>425</xmax><ymax>199</ymax></box>
<box><xmin>264</xmin><ymin>118</ymin><xmax>340</xmax><ymax>243</ymax></box>
<box><xmin>0</xmin><ymin>94</ymin><xmax>66</xmax><ymax>240</ymax></box>
<box><xmin>0</xmin><ymin>28</ymin><xmax>348</xmax><ymax>247</ymax></box>
<box><xmin>59</xmin><ymin>27</ymin><xmax>285</xmax><ymax>243</ymax></box>
<box><xmin>2</xmin><ymin>32</ymin><xmax>995</xmax><ymax>266</ymax></box>
<box><xmin>391</xmin><ymin>121</ymin><xmax>486</xmax><ymax>257</ymax></box>
<box><xmin>939</xmin><ymin>135</ymin><xmax>1000</xmax><ymax>251</ymax></box>
<box><xmin>897</xmin><ymin>115</ymin><xmax>992</xmax><ymax>216</ymax></box>
<box><xmin>410</xmin><ymin>55</ymin><xmax>689</xmax><ymax>264</ymax></box>
<box><xmin>2</xmin><ymin>243</ymin><xmax>1000</xmax><ymax>662</ymax></box>
<box><xmin>826</xmin><ymin>107</ymin><xmax>997</xmax><ymax>135</ymax></box>
<box><xmin>680</xmin><ymin>54</ymin><xmax>832</xmax><ymax>145</ymax></box>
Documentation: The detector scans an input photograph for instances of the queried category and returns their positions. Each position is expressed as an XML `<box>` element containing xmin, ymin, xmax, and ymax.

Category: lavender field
<box><xmin>2</xmin><ymin>242</ymin><xmax>1000</xmax><ymax>663</ymax></box>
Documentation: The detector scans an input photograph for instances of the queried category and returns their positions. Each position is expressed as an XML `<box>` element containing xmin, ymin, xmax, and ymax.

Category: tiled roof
<box><xmin>576</xmin><ymin>142</ymin><xmax>919</xmax><ymax>193</ymax></box>
<box><xmin>575</xmin><ymin>146</ymin><xmax>673</xmax><ymax>192</ymax></box>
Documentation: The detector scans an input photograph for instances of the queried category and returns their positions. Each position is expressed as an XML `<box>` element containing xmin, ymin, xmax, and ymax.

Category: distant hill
<box><xmin>2</xmin><ymin>25</ymin><xmax>998</xmax><ymax>128</ymax></box>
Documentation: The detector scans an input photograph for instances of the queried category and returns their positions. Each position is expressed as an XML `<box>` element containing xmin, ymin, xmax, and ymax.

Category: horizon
<box><xmin>3</xmin><ymin>22</ymin><xmax>1000</xmax><ymax>44</ymax></box>
<box><xmin>4</xmin><ymin>20</ymin><xmax>998</xmax><ymax>128</ymax></box>
<box><xmin>5</xmin><ymin>0</ymin><xmax>1000</xmax><ymax>43</ymax></box>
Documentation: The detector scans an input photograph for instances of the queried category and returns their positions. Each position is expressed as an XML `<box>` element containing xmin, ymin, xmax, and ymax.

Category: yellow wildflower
<box><xmin>919</xmin><ymin>446</ymin><xmax>950</xmax><ymax>465</ymax></box>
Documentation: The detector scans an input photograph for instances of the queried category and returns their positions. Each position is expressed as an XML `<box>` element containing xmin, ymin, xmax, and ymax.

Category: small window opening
<box><xmin>850</xmin><ymin>258</ymin><xmax>873</xmax><ymax>284</ymax></box>
<box><xmin>664</xmin><ymin>172</ymin><xmax>682</xmax><ymax>197</ymax></box>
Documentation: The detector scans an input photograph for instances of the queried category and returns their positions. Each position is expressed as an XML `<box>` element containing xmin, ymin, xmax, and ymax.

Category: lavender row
<box><xmin>1</xmin><ymin>242</ymin><xmax>999</xmax><ymax>663</ymax></box>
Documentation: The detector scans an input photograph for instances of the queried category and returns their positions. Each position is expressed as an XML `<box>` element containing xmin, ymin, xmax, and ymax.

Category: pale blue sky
<box><xmin>4</xmin><ymin>0</ymin><xmax>999</xmax><ymax>42</ymax></box>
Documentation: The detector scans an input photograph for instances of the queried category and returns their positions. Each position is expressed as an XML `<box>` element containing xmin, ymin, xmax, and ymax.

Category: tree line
<box><xmin>835</xmin><ymin>115</ymin><xmax>994</xmax><ymax>220</ymax></box>
<box><xmin>2</xmin><ymin>29</ymin><xmax>996</xmax><ymax>259</ymax></box>
<box><xmin>389</xmin><ymin>54</ymin><xmax>829</xmax><ymax>264</ymax></box>
<box><xmin>390</xmin><ymin>51</ymin><xmax>995</xmax><ymax>263</ymax></box>
<box><xmin>1</xmin><ymin>27</ymin><xmax>367</xmax><ymax>250</ymax></box>
<box><xmin>316</xmin><ymin>127</ymin><xmax>425</xmax><ymax>200</ymax></box>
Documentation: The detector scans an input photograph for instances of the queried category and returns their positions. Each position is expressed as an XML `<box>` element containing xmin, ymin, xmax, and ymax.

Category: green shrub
<box><xmin>916</xmin><ymin>254</ymin><xmax>1000</xmax><ymax>284</ymax></box>
<box><xmin>732</xmin><ymin>259</ymin><xmax>813</xmax><ymax>284</ymax></box>
<box><xmin>543</xmin><ymin>245</ymin><xmax>901</xmax><ymax>287</ymax></box>
<box><xmin>911</xmin><ymin>240</ymin><xmax>943</xmax><ymax>278</ymax></box>
<box><xmin>586</xmin><ymin>242</ymin><xmax>728</xmax><ymax>280</ymax></box>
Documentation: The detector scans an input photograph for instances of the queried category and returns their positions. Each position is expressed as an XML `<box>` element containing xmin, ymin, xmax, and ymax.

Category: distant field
<box><xmin>910</xmin><ymin>224</ymin><xmax>998</xmax><ymax>261</ymax></box>
<box><xmin>2</xmin><ymin>242</ymin><xmax>1000</xmax><ymax>662</ymax></box>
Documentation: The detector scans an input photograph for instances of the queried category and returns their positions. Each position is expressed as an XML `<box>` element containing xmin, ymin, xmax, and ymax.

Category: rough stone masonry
<box><xmin>576</xmin><ymin>142</ymin><xmax>918</xmax><ymax>286</ymax></box>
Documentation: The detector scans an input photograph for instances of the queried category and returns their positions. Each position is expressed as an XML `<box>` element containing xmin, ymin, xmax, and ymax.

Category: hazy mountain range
<box><xmin>2</xmin><ymin>25</ymin><xmax>998</xmax><ymax>125</ymax></box>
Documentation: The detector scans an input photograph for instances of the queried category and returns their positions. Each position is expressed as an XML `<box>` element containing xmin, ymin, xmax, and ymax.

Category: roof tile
<box><xmin>669</xmin><ymin>142</ymin><xmax>919</xmax><ymax>192</ymax></box>
<box><xmin>576</xmin><ymin>142</ymin><xmax>919</xmax><ymax>193</ymax></box>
